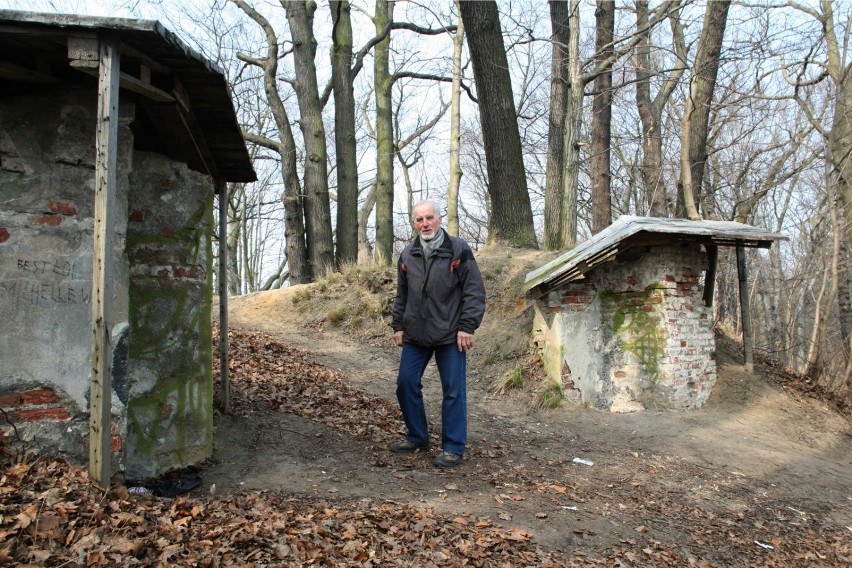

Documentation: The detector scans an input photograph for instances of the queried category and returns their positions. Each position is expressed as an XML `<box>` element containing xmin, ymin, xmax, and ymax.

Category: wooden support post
<box><xmin>217</xmin><ymin>178</ymin><xmax>230</xmax><ymax>414</ymax></box>
<box><xmin>89</xmin><ymin>33</ymin><xmax>120</xmax><ymax>486</ymax></box>
<box><xmin>736</xmin><ymin>245</ymin><xmax>754</xmax><ymax>372</ymax></box>
<box><xmin>703</xmin><ymin>244</ymin><xmax>718</xmax><ymax>307</ymax></box>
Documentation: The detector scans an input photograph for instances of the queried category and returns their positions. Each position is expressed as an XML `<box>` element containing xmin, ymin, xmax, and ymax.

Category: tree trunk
<box><xmin>358</xmin><ymin>180</ymin><xmax>378</xmax><ymax>264</ymax></box>
<box><xmin>561</xmin><ymin>0</ymin><xmax>582</xmax><ymax>249</ymax></box>
<box><xmin>543</xmin><ymin>0</ymin><xmax>570</xmax><ymax>249</ymax></box>
<box><xmin>677</xmin><ymin>0</ymin><xmax>730</xmax><ymax>220</ymax></box>
<box><xmin>226</xmin><ymin>186</ymin><xmax>242</xmax><ymax>295</ymax></box>
<box><xmin>447</xmin><ymin>0</ymin><xmax>465</xmax><ymax>237</ymax></box>
<box><xmin>590</xmin><ymin>0</ymin><xmax>614</xmax><ymax>234</ymax></box>
<box><xmin>828</xmin><ymin>59</ymin><xmax>852</xmax><ymax>364</ymax></box>
<box><xmin>331</xmin><ymin>0</ymin><xmax>358</xmax><ymax>267</ymax></box>
<box><xmin>635</xmin><ymin>0</ymin><xmax>686</xmax><ymax>217</ymax></box>
<box><xmin>459</xmin><ymin>0</ymin><xmax>538</xmax><ymax>249</ymax></box>
<box><xmin>232</xmin><ymin>0</ymin><xmax>310</xmax><ymax>284</ymax></box>
<box><xmin>285</xmin><ymin>0</ymin><xmax>335</xmax><ymax>277</ymax></box>
<box><xmin>373</xmin><ymin>0</ymin><xmax>395</xmax><ymax>264</ymax></box>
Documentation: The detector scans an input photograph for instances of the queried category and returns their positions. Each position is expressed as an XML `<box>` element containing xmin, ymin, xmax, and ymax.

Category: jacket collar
<box><xmin>410</xmin><ymin>228</ymin><xmax>452</xmax><ymax>256</ymax></box>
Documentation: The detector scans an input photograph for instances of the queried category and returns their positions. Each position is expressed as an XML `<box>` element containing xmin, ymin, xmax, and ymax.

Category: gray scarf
<box><xmin>420</xmin><ymin>229</ymin><xmax>445</xmax><ymax>258</ymax></box>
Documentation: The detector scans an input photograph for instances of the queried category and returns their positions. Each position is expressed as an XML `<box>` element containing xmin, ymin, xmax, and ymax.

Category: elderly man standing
<box><xmin>390</xmin><ymin>201</ymin><xmax>486</xmax><ymax>468</ymax></box>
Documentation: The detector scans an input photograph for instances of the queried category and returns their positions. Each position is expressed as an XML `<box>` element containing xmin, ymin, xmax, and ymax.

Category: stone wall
<box><xmin>0</xmin><ymin>87</ymin><xmax>216</xmax><ymax>478</ymax></box>
<box><xmin>0</xmin><ymin>88</ymin><xmax>132</xmax><ymax>465</ymax></box>
<box><xmin>532</xmin><ymin>244</ymin><xmax>716</xmax><ymax>411</ymax></box>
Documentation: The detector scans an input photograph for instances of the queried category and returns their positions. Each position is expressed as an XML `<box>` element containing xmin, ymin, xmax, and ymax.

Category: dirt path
<box><xmin>205</xmin><ymin>269</ymin><xmax>852</xmax><ymax>562</ymax></box>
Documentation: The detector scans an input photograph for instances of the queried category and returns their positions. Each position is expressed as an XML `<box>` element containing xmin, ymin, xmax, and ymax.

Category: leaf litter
<box><xmin>2</xmin><ymin>323</ymin><xmax>850</xmax><ymax>566</ymax></box>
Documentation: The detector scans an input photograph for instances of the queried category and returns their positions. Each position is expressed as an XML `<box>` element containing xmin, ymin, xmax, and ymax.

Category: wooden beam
<box><xmin>217</xmin><ymin>178</ymin><xmax>230</xmax><ymax>414</ymax></box>
<box><xmin>70</xmin><ymin>62</ymin><xmax>176</xmax><ymax>103</ymax></box>
<box><xmin>736</xmin><ymin>245</ymin><xmax>754</xmax><ymax>372</ymax></box>
<box><xmin>703</xmin><ymin>244</ymin><xmax>718</xmax><ymax>307</ymax></box>
<box><xmin>89</xmin><ymin>33</ymin><xmax>120</xmax><ymax>486</ymax></box>
<box><xmin>0</xmin><ymin>59</ymin><xmax>60</xmax><ymax>83</ymax></box>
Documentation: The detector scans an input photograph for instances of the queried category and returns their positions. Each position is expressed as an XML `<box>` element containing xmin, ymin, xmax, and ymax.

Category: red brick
<box><xmin>10</xmin><ymin>407</ymin><xmax>71</xmax><ymax>422</ymax></box>
<box><xmin>0</xmin><ymin>228</ymin><xmax>9</xmax><ymax>243</ymax></box>
<box><xmin>129</xmin><ymin>210</ymin><xmax>145</xmax><ymax>223</ymax></box>
<box><xmin>0</xmin><ymin>392</ymin><xmax>23</xmax><ymax>407</ymax></box>
<box><xmin>663</xmin><ymin>275</ymin><xmax>676</xmax><ymax>282</ymax></box>
<box><xmin>546</xmin><ymin>307</ymin><xmax>563</xmax><ymax>313</ymax></box>
<box><xmin>641</xmin><ymin>305</ymin><xmax>653</xmax><ymax>312</ymax></box>
<box><xmin>111</xmin><ymin>435</ymin><xmax>123</xmax><ymax>453</ymax></box>
<box><xmin>47</xmin><ymin>199</ymin><xmax>77</xmax><ymax>216</ymax></box>
<box><xmin>614</xmin><ymin>371</ymin><xmax>627</xmax><ymax>378</ymax></box>
<box><xmin>160</xmin><ymin>228</ymin><xmax>176</xmax><ymax>237</ymax></box>
<box><xmin>680</xmin><ymin>340</ymin><xmax>687</xmax><ymax>347</ymax></box>
<box><xmin>30</xmin><ymin>214</ymin><xmax>62</xmax><ymax>226</ymax></box>
<box><xmin>22</xmin><ymin>389</ymin><xmax>60</xmax><ymax>405</ymax></box>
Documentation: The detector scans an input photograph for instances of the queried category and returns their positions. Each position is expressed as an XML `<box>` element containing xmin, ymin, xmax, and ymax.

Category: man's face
<box><xmin>413</xmin><ymin>205</ymin><xmax>442</xmax><ymax>241</ymax></box>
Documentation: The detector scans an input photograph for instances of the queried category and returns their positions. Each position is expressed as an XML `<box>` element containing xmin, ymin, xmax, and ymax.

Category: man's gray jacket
<box><xmin>392</xmin><ymin>230</ymin><xmax>486</xmax><ymax>347</ymax></box>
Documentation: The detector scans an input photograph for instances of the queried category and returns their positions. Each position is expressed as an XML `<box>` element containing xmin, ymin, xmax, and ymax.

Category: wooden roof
<box><xmin>0</xmin><ymin>10</ymin><xmax>256</xmax><ymax>183</ymax></box>
<box><xmin>524</xmin><ymin>216</ymin><xmax>787</xmax><ymax>299</ymax></box>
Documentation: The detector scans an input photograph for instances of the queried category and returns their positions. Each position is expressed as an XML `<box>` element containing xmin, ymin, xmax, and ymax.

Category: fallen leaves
<box><xmin>3</xmin><ymin>323</ymin><xmax>850</xmax><ymax>566</ymax></box>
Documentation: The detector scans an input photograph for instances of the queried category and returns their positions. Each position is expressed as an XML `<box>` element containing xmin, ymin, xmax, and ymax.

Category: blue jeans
<box><xmin>396</xmin><ymin>342</ymin><xmax>467</xmax><ymax>456</ymax></box>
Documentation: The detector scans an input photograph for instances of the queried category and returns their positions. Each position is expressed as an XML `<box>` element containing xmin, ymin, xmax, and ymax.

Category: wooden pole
<box><xmin>736</xmin><ymin>245</ymin><xmax>754</xmax><ymax>372</ymax></box>
<box><xmin>89</xmin><ymin>33</ymin><xmax>120</xmax><ymax>485</ymax></box>
<box><xmin>217</xmin><ymin>178</ymin><xmax>230</xmax><ymax>414</ymax></box>
<box><xmin>702</xmin><ymin>244</ymin><xmax>718</xmax><ymax>307</ymax></box>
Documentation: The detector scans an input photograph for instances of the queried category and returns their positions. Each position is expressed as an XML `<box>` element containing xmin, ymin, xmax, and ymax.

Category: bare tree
<box><xmin>446</xmin><ymin>0</ymin><xmax>465</xmax><ymax>237</ymax></box>
<box><xmin>231</xmin><ymin>0</ymin><xmax>310</xmax><ymax>284</ymax></box>
<box><xmin>677</xmin><ymin>0</ymin><xmax>731</xmax><ymax>220</ymax></box>
<box><xmin>543</xmin><ymin>0</ymin><xmax>570</xmax><ymax>248</ymax></box>
<box><xmin>459</xmin><ymin>0</ymin><xmax>538</xmax><ymax>248</ymax></box>
<box><xmin>284</xmin><ymin>0</ymin><xmax>335</xmax><ymax>277</ymax></box>
<box><xmin>634</xmin><ymin>0</ymin><xmax>686</xmax><ymax>217</ymax></box>
<box><xmin>330</xmin><ymin>0</ymin><xmax>359</xmax><ymax>267</ymax></box>
<box><xmin>590</xmin><ymin>0</ymin><xmax>614</xmax><ymax>234</ymax></box>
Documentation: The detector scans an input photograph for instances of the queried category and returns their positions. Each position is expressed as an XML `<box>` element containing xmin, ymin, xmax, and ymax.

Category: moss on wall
<box><xmin>125</xmin><ymin>185</ymin><xmax>214</xmax><ymax>478</ymax></box>
<box><xmin>601</xmin><ymin>286</ymin><xmax>665</xmax><ymax>382</ymax></box>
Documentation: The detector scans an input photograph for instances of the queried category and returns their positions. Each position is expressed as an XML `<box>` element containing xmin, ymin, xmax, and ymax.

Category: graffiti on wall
<box><xmin>0</xmin><ymin>258</ymin><xmax>89</xmax><ymax>305</ymax></box>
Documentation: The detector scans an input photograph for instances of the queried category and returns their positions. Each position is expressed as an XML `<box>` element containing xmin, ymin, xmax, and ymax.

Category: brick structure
<box><xmin>534</xmin><ymin>244</ymin><xmax>716</xmax><ymax>411</ymax></box>
<box><xmin>525</xmin><ymin>216</ymin><xmax>785</xmax><ymax>412</ymax></box>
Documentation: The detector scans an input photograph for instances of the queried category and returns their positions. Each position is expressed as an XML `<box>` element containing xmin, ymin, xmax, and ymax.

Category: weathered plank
<box><xmin>89</xmin><ymin>32</ymin><xmax>120</xmax><ymax>486</ymax></box>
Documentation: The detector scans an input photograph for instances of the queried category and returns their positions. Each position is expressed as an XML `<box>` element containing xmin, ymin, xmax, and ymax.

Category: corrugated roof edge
<box><xmin>523</xmin><ymin>215</ymin><xmax>787</xmax><ymax>293</ymax></box>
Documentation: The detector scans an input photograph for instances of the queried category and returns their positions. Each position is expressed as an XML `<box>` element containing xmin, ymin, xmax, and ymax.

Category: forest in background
<box><xmin>5</xmin><ymin>0</ymin><xmax>850</xmax><ymax>399</ymax></box>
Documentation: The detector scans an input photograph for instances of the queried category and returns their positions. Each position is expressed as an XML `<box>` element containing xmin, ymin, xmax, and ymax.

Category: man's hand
<box><xmin>393</xmin><ymin>330</ymin><xmax>404</xmax><ymax>347</ymax></box>
<box><xmin>457</xmin><ymin>331</ymin><xmax>475</xmax><ymax>352</ymax></box>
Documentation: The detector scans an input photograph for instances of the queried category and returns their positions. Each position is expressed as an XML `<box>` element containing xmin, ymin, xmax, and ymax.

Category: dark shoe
<box><xmin>389</xmin><ymin>439</ymin><xmax>430</xmax><ymax>453</ymax></box>
<box><xmin>433</xmin><ymin>451</ymin><xmax>463</xmax><ymax>468</ymax></box>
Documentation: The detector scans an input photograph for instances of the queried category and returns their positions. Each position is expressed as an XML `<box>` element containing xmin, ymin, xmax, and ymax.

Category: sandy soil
<box><xmin>204</xmin><ymin>249</ymin><xmax>852</xmax><ymax>559</ymax></box>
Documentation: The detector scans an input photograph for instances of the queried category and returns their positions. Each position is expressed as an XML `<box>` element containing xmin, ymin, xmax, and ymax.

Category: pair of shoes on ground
<box><xmin>389</xmin><ymin>440</ymin><xmax>463</xmax><ymax>468</ymax></box>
